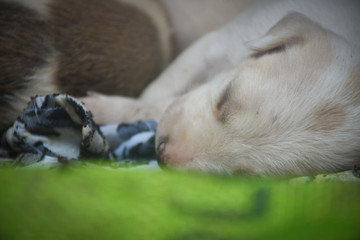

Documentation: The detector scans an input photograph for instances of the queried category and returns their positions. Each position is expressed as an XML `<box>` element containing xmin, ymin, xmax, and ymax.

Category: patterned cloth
<box><xmin>0</xmin><ymin>94</ymin><xmax>158</xmax><ymax>168</ymax></box>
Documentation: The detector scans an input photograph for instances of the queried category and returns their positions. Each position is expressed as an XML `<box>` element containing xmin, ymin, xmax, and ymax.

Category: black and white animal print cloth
<box><xmin>0</xmin><ymin>94</ymin><xmax>158</xmax><ymax>168</ymax></box>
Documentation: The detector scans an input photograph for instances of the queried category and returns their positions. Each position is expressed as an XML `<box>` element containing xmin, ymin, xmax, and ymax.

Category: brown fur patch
<box><xmin>214</xmin><ymin>81</ymin><xmax>241</xmax><ymax>123</ymax></box>
<box><xmin>347</xmin><ymin>61</ymin><xmax>360</xmax><ymax>105</ymax></box>
<box><xmin>309</xmin><ymin>104</ymin><xmax>346</xmax><ymax>131</ymax></box>
<box><xmin>0</xmin><ymin>1</ymin><xmax>51</xmax><ymax>131</ymax></box>
<box><xmin>47</xmin><ymin>0</ymin><xmax>163</xmax><ymax>97</ymax></box>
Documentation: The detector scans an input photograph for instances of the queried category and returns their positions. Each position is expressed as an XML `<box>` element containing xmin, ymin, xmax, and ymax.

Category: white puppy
<box><xmin>152</xmin><ymin>0</ymin><xmax>360</xmax><ymax>175</ymax></box>
<box><xmin>84</xmin><ymin>0</ymin><xmax>360</xmax><ymax>175</ymax></box>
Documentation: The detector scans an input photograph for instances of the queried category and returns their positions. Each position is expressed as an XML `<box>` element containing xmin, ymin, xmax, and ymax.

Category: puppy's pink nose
<box><xmin>156</xmin><ymin>136</ymin><xmax>194</xmax><ymax>167</ymax></box>
<box><xmin>158</xmin><ymin>142</ymin><xmax>166</xmax><ymax>155</ymax></box>
<box><xmin>156</xmin><ymin>138</ymin><xmax>170</xmax><ymax>167</ymax></box>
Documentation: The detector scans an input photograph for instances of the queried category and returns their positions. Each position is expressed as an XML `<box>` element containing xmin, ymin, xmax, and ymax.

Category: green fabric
<box><xmin>0</xmin><ymin>168</ymin><xmax>359</xmax><ymax>240</ymax></box>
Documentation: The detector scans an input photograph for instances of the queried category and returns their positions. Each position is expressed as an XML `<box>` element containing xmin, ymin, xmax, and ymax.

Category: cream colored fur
<box><xmin>77</xmin><ymin>0</ymin><xmax>360</xmax><ymax>175</ymax></box>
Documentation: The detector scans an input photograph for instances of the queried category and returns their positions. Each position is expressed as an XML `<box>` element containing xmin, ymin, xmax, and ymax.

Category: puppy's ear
<box><xmin>246</xmin><ymin>12</ymin><xmax>323</xmax><ymax>55</ymax></box>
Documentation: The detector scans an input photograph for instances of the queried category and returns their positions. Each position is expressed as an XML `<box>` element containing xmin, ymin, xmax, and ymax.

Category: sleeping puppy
<box><xmin>153</xmin><ymin>0</ymin><xmax>360</xmax><ymax>175</ymax></box>
<box><xmin>83</xmin><ymin>0</ymin><xmax>360</xmax><ymax>175</ymax></box>
<box><xmin>2</xmin><ymin>0</ymin><xmax>360</xmax><ymax>176</ymax></box>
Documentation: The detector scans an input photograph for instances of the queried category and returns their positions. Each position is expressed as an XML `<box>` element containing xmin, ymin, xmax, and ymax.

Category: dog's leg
<box><xmin>79</xmin><ymin>92</ymin><xmax>172</xmax><ymax>124</ymax></box>
<box><xmin>139</xmin><ymin>25</ymin><xmax>253</xmax><ymax>102</ymax></box>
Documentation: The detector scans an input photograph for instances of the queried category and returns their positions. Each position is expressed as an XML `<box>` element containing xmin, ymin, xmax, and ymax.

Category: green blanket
<box><xmin>0</xmin><ymin>168</ymin><xmax>359</xmax><ymax>240</ymax></box>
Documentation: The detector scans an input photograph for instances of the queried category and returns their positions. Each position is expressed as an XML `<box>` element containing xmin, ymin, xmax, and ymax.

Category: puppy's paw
<box><xmin>79</xmin><ymin>91</ymin><xmax>106</xmax><ymax>112</ymax></box>
<box><xmin>80</xmin><ymin>94</ymin><xmax>162</xmax><ymax>125</ymax></box>
<box><xmin>79</xmin><ymin>94</ymin><xmax>116</xmax><ymax>124</ymax></box>
<box><xmin>86</xmin><ymin>91</ymin><xmax>104</xmax><ymax>98</ymax></box>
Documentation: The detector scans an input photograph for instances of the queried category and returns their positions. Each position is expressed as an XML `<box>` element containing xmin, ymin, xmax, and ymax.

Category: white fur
<box><xmin>82</xmin><ymin>0</ymin><xmax>360</xmax><ymax>175</ymax></box>
<box><xmin>152</xmin><ymin>0</ymin><xmax>360</xmax><ymax>175</ymax></box>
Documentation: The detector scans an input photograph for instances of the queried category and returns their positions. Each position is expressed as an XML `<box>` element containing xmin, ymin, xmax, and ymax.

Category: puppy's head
<box><xmin>156</xmin><ymin>13</ymin><xmax>360</xmax><ymax>176</ymax></box>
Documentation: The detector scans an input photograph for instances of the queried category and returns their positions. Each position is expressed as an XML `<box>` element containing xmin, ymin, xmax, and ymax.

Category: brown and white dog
<box><xmin>1</xmin><ymin>0</ymin><xmax>360</xmax><ymax>175</ymax></box>
<box><xmin>0</xmin><ymin>0</ymin><xmax>177</xmax><ymax>130</ymax></box>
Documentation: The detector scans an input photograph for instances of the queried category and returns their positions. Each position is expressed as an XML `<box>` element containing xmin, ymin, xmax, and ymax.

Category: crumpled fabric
<box><xmin>0</xmin><ymin>94</ymin><xmax>158</xmax><ymax>168</ymax></box>
<box><xmin>100</xmin><ymin>120</ymin><xmax>158</xmax><ymax>160</ymax></box>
